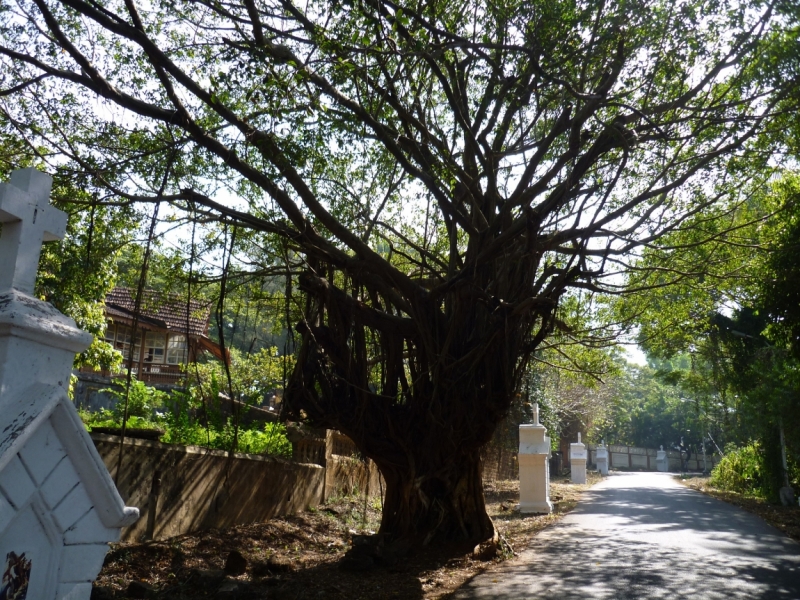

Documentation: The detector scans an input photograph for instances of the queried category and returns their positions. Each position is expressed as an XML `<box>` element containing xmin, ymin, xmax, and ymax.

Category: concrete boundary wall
<box><xmin>91</xmin><ymin>433</ymin><xmax>324</xmax><ymax>542</ymax></box>
<box><xmin>482</xmin><ymin>445</ymin><xmax>518</xmax><ymax>482</ymax></box>
<box><xmin>588</xmin><ymin>443</ymin><xmax>720</xmax><ymax>472</ymax></box>
<box><xmin>326</xmin><ymin>454</ymin><xmax>383</xmax><ymax>500</ymax></box>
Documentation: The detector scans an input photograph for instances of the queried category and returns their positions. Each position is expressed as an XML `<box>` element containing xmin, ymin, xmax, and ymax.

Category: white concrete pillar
<box><xmin>0</xmin><ymin>169</ymin><xmax>138</xmax><ymax>600</ymax></box>
<box><xmin>518</xmin><ymin>403</ymin><xmax>552</xmax><ymax>514</ymax></box>
<box><xmin>656</xmin><ymin>445</ymin><xmax>668</xmax><ymax>472</ymax></box>
<box><xmin>570</xmin><ymin>433</ymin><xmax>587</xmax><ymax>484</ymax></box>
<box><xmin>595</xmin><ymin>439</ymin><xmax>609</xmax><ymax>476</ymax></box>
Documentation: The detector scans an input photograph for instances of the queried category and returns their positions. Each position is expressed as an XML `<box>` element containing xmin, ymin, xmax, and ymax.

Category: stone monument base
<box><xmin>656</xmin><ymin>450</ymin><xmax>668</xmax><ymax>472</ymax></box>
<box><xmin>571</xmin><ymin>460</ymin><xmax>587</xmax><ymax>484</ymax></box>
<box><xmin>518</xmin><ymin>500</ymin><xmax>554</xmax><ymax>514</ymax></box>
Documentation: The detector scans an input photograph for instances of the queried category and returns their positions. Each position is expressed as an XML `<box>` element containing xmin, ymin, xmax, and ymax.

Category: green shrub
<box><xmin>235</xmin><ymin>422</ymin><xmax>292</xmax><ymax>456</ymax></box>
<box><xmin>77</xmin><ymin>383</ymin><xmax>292</xmax><ymax>458</ymax></box>
<box><xmin>710</xmin><ymin>442</ymin><xmax>766</xmax><ymax>497</ymax></box>
<box><xmin>77</xmin><ymin>406</ymin><xmax>161</xmax><ymax>430</ymax></box>
<box><xmin>100</xmin><ymin>378</ymin><xmax>169</xmax><ymax>422</ymax></box>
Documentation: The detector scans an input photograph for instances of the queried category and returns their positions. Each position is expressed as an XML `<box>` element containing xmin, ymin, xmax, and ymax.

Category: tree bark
<box><xmin>282</xmin><ymin>255</ymin><xmax>554</xmax><ymax>545</ymax></box>
<box><xmin>378</xmin><ymin>447</ymin><xmax>494</xmax><ymax>544</ymax></box>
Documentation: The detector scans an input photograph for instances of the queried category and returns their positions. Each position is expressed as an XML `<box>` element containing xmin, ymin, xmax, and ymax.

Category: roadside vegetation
<box><xmin>710</xmin><ymin>442</ymin><xmax>799</xmax><ymax>499</ymax></box>
<box><xmin>78</xmin><ymin>364</ymin><xmax>293</xmax><ymax>457</ymax></box>
<box><xmin>678</xmin><ymin>438</ymin><xmax>800</xmax><ymax>544</ymax></box>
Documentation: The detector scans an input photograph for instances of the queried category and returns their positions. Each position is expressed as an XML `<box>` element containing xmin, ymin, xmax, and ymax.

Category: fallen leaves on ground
<box><xmin>93</xmin><ymin>473</ymin><xmax>601</xmax><ymax>600</ymax></box>
<box><xmin>679</xmin><ymin>476</ymin><xmax>800</xmax><ymax>543</ymax></box>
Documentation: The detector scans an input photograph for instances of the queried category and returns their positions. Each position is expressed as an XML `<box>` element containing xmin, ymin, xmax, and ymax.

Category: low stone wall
<box><xmin>91</xmin><ymin>433</ymin><xmax>324</xmax><ymax>542</ymax></box>
<box><xmin>482</xmin><ymin>445</ymin><xmax>518</xmax><ymax>482</ymax></box>
<box><xmin>325</xmin><ymin>454</ymin><xmax>383</xmax><ymax>499</ymax></box>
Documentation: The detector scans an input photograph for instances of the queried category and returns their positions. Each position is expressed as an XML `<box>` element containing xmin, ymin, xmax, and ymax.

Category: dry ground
<box><xmin>92</xmin><ymin>472</ymin><xmax>601</xmax><ymax>600</ymax></box>
<box><xmin>679</xmin><ymin>475</ymin><xmax>800</xmax><ymax>544</ymax></box>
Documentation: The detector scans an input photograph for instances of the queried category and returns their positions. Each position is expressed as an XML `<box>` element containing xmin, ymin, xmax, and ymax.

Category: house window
<box><xmin>113</xmin><ymin>324</ymin><xmax>133</xmax><ymax>359</ymax></box>
<box><xmin>133</xmin><ymin>332</ymin><xmax>142</xmax><ymax>361</ymax></box>
<box><xmin>144</xmin><ymin>332</ymin><xmax>166</xmax><ymax>363</ymax></box>
<box><xmin>107</xmin><ymin>323</ymin><xmax>142</xmax><ymax>361</ymax></box>
<box><xmin>166</xmin><ymin>335</ymin><xmax>188</xmax><ymax>365</ymax></box>
<box><xmin>103</xmin><ymin>321</ymin><xmax>116</xmax><ymax>344</ymax></box>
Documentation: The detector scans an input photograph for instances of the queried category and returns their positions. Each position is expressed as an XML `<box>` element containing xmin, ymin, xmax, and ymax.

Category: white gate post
<box><xmin>595</xmin><ymin>439</ymin><xmax>609</xmax><ymax>476</ymax></box>
<box><xmin>656</xmin><ymin>445</ymin><xmax>668</xmax><ymax>472</ymax></box>
<box><xmin>518</xmin><ymin>403</ymin><xmax>553</xmax><ymax>514</ymax></box>
<box><xmin>570</xmin><ymin>433</ymin><xmax>587</xmax><ymax>484</ymax></box>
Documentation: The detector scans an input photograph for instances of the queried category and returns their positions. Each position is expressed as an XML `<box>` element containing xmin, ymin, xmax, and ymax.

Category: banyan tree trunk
<box><xmin>284</xmin><ymin>262</ymin><xmax>555</xmax><ymax>546</ymax></box>
<box><xmin>378</xmin><ymin>446</ymin><xmax>494</xmax><ymax>544</ymax></box>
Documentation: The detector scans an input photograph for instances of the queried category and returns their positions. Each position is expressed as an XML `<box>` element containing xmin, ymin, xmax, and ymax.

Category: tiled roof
<box><xmin>105</xmin><ymin>287</ymin><xmax>212</xmax><ymax>337</ymax></box>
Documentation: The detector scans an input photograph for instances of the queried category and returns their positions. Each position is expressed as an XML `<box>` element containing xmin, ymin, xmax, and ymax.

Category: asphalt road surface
<box><xmin>454</xmin><ymin>472</ymin><xmax>800</xmax><ymax>599</ymax></box>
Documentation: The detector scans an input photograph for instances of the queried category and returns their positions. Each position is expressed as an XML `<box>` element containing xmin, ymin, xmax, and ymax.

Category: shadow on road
<box><xmin>452</xmin><ymin>473</ymin><xmax>800</xmax><ymax>600</ymax></box>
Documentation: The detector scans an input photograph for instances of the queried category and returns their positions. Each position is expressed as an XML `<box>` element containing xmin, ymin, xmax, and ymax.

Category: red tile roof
<box><xmin>105</xmin><ymin>288</ymin><xmax>212</xmax><ymax>337</ymax></box>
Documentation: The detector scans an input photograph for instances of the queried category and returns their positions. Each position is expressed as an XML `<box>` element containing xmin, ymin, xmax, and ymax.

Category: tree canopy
<box><xmin>1</xmin><ymin>0</ymin><xmax>797</xmax><ymax>542</ymax></box>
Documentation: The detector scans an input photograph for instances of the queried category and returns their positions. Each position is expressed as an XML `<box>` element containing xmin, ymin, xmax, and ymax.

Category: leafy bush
<box><xmin>78</xmin><ymin>379</ymin><xmax>292</xmax><ymax>457</ymax></box>
<box><xmin>234</xmin><ymin>422</ymin><xmax>292</xmax><ymax>456</ymax></box>
<box><xmin>710</xmin><ymin>442</ymin><xmax>766</xmax><ymax>497</ymax></box>
<box><xmin>191</xmin><ymin>347</ymin><xmax>291</xmax><ymax>407</ymax></box>
<box><xmin>159</xmin><ymin>418</ymin><xmax>292</xmax><ymax>456</ymax></box>
<box><xmin>101</xmin><ymin>378</ymin><xmax>169</xmax><ymax>422</ymax></box>
<box><xmin>78</xmin><ymin>407</ymin><xmax>161</xmax><ymax>431</ymax></box>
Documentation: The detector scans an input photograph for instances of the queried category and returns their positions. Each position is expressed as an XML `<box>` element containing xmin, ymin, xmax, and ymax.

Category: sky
<box><xmin>625</xmin><ymin>345</ymin><xmax>648</xmax><ymax>366</ymax></box>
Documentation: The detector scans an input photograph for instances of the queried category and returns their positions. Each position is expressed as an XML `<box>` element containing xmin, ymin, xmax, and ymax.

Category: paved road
<box><xmin>454</xmin><ymin>472</ymin><xmax>800</xmax><ymax>599</ymax></box>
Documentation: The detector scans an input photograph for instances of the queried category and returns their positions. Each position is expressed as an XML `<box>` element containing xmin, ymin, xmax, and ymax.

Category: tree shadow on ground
<box><xmin>104</xmin><ymin>538</ymin><xmax>486</xmax><ymax>599</ymax></box>
<box><xmin>449</xmin><ymin>473</ymin><xmax>800</xmax><ymax>600</ymax></box>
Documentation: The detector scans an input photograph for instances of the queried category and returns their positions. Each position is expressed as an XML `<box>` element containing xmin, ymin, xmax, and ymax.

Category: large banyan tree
<box><xmin>0</xmin><ymin>0</ymin><xmax>792</xmax><ymax>545</ymax></box>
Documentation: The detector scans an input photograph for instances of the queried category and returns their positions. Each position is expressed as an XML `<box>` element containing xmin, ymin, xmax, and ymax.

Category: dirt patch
<box><xmin>679</xmin><ymin>476</ymin><xmax>800</xmax><ymax>543</ymax></box>
<box><xmin>94</xmin><ymin>473</ymin><xmax>601</xmax><ymax>599</ymax></box>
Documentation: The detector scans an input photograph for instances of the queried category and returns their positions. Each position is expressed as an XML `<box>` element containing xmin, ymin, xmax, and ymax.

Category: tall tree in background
<box><xmin>619</xmin><ymin>174</ymin><xmax>800</xmax><ymax>500</ymax></box>
<box><xmin>0</xmin><ymin>0</ymin><xmax>795</xmax><ymax>543</ymax></box>
<box><xmin>0</xmin><ymin>120</ymin><xmax>138</xmax><ymax>371</ymax></box>
<box><xmin>38</xmin><ymin>177</ymin><xmax>139</xmax><ymax>371</ymax></box>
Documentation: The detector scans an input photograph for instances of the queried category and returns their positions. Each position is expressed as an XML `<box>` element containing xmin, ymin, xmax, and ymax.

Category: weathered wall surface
<box><xmin>91</xmin><ymin>433</ymin><xmax>324</xmax><ymax>542</ymax></box>
<box><xmin>325</xmin><ymin>454</ymin><xmax>383</xmax><ymax>499</ymax></box>
<box><xmin>482</xmin><ymin>445</ymin><xmax>519</xmax><ymax>482</ymax></box>
<box><xmin>288</xmin><ymin>429</ymin><xmax>385</xmax><ymax>501</ymax></box>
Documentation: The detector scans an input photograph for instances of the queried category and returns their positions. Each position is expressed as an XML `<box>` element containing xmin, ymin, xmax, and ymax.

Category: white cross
<box><xmin>532</xmin><ymin>402</ymin><xmax>539</xmax><ymax>425</ymax></box>
<box><xmin>0</xmin><ymin>168</ymin><xmax>67</xmax><ymax>294</ymax></box>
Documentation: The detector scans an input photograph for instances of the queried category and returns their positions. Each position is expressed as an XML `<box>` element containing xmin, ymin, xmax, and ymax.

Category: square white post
<box><xmin>570</xmin><ymin>433</ymin><xmax>587</xmax><ymax>484</ymax></box>
<box><xmin>656</xmin><ymin>445</ymin><xmax>668</xmax><ymax>472</ymax></box>
<box><xmin>518</xmin><ymin>403</ymin><xmax>552</xmax><ymax>514</ymax></box>
<box><xmin>595</xmin><ymin>439</ymin><xmax>609</xmax><ymax>475</ymax></box>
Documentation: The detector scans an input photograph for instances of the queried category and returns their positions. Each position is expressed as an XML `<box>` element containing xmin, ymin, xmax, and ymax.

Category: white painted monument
<box><xmin>570</xmin><ymin>433</ymin><xmax>587</xmax><ymax>484</ymax></box>
<box><xmin>518</xmin><ymin>403</ymin><xmax>552</xmax><ymax>514</ymax></box>
<box><xmin>0</xmin><ymin>169</ymin><xmax>138</xmax><ymax>599</ymax></box>
<box><xmin>656</xmin><ymin>445</ymin><xmax>668</xmax><ymax>472</ymax></box>
<box><xmin>595</xmin><ymin>439</ymin><xmax>609</xmax><ymax>476</ymax></box>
